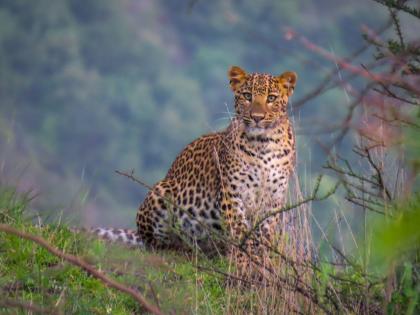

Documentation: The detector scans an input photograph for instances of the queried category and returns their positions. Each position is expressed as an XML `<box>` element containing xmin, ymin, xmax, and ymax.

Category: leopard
<box><xmin>92</xmin><ymin>66</ymin><xmax>297</xmax><ymax>260</ymax></box>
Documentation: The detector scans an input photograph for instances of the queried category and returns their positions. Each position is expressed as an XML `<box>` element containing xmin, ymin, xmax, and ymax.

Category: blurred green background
<box><xmin>0</xmin><ymin>0</ymin><xmax>417</xmax><ymax>227</ymax></box>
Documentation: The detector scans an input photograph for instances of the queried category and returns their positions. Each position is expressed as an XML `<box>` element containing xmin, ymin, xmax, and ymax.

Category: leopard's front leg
<box><xmin>221</xmin><ymin>192</ymin><xmax>266</xmax><ymax>281</ymax></box>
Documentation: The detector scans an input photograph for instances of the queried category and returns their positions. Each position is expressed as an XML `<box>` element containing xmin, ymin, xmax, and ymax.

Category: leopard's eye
<box><xmin>267</xmin><ymin>95</ymin><xmax>277</xmax><ymax>103</ymax></box>
<box><xmin>242</xmin><ymin>92</ymin><xmax>252</xmax><ymax>101</ymax></box>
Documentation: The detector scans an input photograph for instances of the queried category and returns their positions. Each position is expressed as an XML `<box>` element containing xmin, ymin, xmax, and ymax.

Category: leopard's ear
<box><xmin>276</xmin><ymin>71</ymin><xmax>297</xmax><ymax>97</ymax></box>
<box><xmin>228</xmin><ymin>66</ymin><xmax>247</xmax><ymax>91</ymax></box>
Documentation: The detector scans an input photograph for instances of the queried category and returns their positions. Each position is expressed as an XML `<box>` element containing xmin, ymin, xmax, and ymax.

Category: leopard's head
<box><xmin>228</xmin><ymin>66</ymin><xmax>297</xmax><ymax>133</ymax></box>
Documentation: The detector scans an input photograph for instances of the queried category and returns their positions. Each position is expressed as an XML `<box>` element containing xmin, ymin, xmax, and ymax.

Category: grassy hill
<box><xmin>0</xmin><ymin>187</ymin><xmax>230</xmax><ymax>314</ymax></box>
<box><xmin>2</xmin><ymin>187</ymin><xmax>418</xmax><ymax>314</ymax></box>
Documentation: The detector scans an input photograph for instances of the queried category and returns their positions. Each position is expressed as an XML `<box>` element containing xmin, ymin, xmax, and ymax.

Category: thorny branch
<box><xmin>287</xmin><ymin>29</ymin><xmax>420</xmax><ymax>96</ymax></box>
<box><xmin>372</xmin><ymin>0</ymin><xmax>420</xmax><ymax>19</ymax></box>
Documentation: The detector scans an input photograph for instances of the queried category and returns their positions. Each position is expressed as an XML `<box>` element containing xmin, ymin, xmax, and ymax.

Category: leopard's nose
<box><xmin>251</xmin><ymin>113</ymin><xmax>265</xmax><ymax>123</ymax></box>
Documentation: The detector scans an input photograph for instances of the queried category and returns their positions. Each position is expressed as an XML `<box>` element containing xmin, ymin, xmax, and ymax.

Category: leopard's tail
<box><xmin>72</xmin><ymin>227</ymin><xmax>144</xmax><ymax>248</ymax></box>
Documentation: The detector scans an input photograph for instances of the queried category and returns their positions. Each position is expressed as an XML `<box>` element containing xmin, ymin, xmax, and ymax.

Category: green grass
<box><xmin>0</xmin><ymin>187</ymin><xmax>228</xmax><ymax>314</ymax></box>
<box><xmin>2</xmin><ymin>186</ymin><xmax>418</xmax><ymax>314</ymax></box>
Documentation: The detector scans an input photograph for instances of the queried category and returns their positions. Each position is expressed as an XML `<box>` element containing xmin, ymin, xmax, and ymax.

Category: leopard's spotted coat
<box><xmin>94</xmin><ymin>66</ymin><xmax>297</xmax><ymax>257</ymax></box>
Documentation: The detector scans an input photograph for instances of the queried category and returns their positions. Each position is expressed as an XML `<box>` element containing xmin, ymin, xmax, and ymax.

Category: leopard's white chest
<box><xmin>233</xmin><ymin>147</ymin><xmax>292</xmax><ymax>217</ymax></box>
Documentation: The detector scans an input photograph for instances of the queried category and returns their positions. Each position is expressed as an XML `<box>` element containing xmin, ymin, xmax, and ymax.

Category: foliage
<box><xmin>370</xmin><ymin>195</ymin><xmax>420</xmax><ymax>269</ymax></box>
